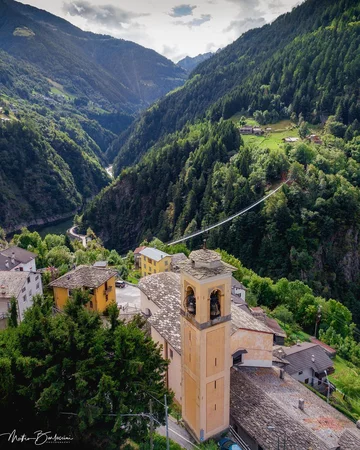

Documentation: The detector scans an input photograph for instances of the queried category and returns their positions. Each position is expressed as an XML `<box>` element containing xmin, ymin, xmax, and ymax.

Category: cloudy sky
<box><xmin>18</xmin><ymin>0</ymin><xmax>301</xmax><ymax>62</ymax></box>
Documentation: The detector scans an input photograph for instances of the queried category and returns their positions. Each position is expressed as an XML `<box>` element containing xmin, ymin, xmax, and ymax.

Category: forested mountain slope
<box><xmin>110</xmin><ymin>0</ymin><xmax>360</xmax><ymax>171</ymax></box>
<box><xmin>84</xmin><ymin>0</ymin><xmax>360</xmax><ymax>322</ymax></box>
<box><xmin>0</xmin><ymin>0</ymin><xmax>186</xmax><ymax>109</ymax></box>
<box><xmin>0</xmin><ymin>0</ymin><xmax>186</xmax><ymax>230</ymax></box>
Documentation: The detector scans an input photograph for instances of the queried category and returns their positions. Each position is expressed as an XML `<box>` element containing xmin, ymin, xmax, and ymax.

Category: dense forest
<box><xmin>0</xmin><ymin>0</ymin><xmax>187</xmax><ymax>230</ymax></box>
<box><xmin>85</xmin><ymin>123</ymin><xmax>360</xmax><ymax>325</ymax></box>
<box><xmin>110</xmin><ymin>0</ymin><xmax>360</xmax><ymax>171</ymax></box>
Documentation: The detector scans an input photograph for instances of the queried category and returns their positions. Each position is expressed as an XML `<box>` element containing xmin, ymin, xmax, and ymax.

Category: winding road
<box><xmin>69</xmin><ymin>226</ymin><xmax>87</xmax><ymax>248</ymax></box>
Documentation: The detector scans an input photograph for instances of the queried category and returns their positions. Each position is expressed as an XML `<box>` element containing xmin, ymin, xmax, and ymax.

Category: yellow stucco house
<box><xmin>49</xmin><ymin>265</ymin><xmax>117</xmax><ymax>313</ymax></box>
<box><xmin>139</xmin><ymin>247</ymin><xmax>172</xmax><ymax>278</ymax></box>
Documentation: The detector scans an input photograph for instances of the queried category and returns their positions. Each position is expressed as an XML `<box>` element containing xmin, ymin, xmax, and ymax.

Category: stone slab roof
<box><xmin>149</xmin><ymin>300</ymin><xmax>182</xmax><ymax>354</ymax></box>
<box><xmin>189</xmin><ymin>249</ymin><xmax>221</xmax><ymax>263</ymax></box>
<box><xmin>231</xmin><ymin>304</ymin><xmax>274</xmax><ymax>334</ymax></box>
<box><xmin>179</xmin><ymin>259</ymin><xmax>235</xmax><ymax>280</ymax></box>
<box><xmin>0</xmin><ymin>246</ymin><xmax>37</xmax><ymax>271</ymax></box>
<box><xmin>230</xmin><ymin>366</ymin><xmax>360</xmax><ymax>450</ymax></box>
<box><xmin>265</xmin><ymin>316</ymin><xmax>287</xmax><ymax>338</ymax></box>
<box><xmin>1</xmin><ymin>246</ymin><xmax>36</xmax><ymax>264</ymax></box>
<box><xmin>139</xmin><ymin>272</ymin><xmax>181</xmax><ymax>310</ymax></box>
<box><xmin>274</xmin><ymin>342</ymin><xmax>334</xmax><ymax>376</ymax></box>
<box><xmin>49</xmin><ymin>265</ymin><xmax>117</xmax><ymax>289</ymax></box>
<box><xmin>170</xmin><ymin>253</ymin><xmax>188</xmax><ymax>273</ymax></box>
<box><xmin>142</xmin><ymin>273</ymin><xmax>272</xmax><ymax>354</ymax></box>
<box><xmin>0</xmin><ymin>271</ymin><xmax>28</xmax><ymax>299</ymax></box>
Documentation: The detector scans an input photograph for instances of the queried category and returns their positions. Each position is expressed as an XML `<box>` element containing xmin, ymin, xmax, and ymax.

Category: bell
<box><xmin>210</xmin><ymin>293</ymin><xmax>220</xmax><ymax>320</ymax></box>
<box><xmin>187</xmin><ymin>295</ymin><xmax>196</xmax><ymax>315</ymax></box>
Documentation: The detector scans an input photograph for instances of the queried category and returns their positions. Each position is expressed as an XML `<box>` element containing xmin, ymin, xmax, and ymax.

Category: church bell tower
<box><xmin>180</xmin><ymin>248</ymin><xmax>235</xmax><ymax>442</ymax></box>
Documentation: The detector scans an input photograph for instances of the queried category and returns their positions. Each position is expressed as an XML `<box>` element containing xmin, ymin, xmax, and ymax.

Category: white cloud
<box><xmin>17</xmin><ymin>0</ymin><xmax>301</xmax><ymax>61</ymax></box>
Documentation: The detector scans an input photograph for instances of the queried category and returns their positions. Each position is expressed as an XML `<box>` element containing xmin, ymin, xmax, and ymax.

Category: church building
<box><xmin>139</xmin><ymin>249</ymin><xmax>360</xmax><ymax>450</ymax></box>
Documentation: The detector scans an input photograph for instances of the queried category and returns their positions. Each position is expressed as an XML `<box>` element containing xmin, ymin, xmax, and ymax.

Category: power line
<box><xmin>167</xmin><ymin>180</ymin><xmax>289</xmax><ymax>246</ymax></box>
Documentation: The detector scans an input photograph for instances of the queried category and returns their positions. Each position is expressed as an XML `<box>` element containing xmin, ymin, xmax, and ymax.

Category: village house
<box><xmin>49</xmin><ymin>265</ymin><xmax>117</xmax><ymax>313</ymax></box>
<box><xmin>283</xmin><ymin>137</ymin><xmax>300</xmax><ymax>143</ymax></box>
<box><xmin>251</xmin><ymin>307</ymin><xmax>286</xmax><ymax>345</ymax></box>
<box><xmin>273</xmin><ymin>342</ymin><xmax>334</xmax><ymax>391</ymax></box>
<box><xmin>134</xmin><ymin>246</ymin><xmax>146</xmax><ymax>269</ymax></box>
<box><xmin>0</xmin><ymin>246</ymin><xmax>38</xmax><ymax>272</ymax></box>
<box><xmin>139</xmin><ymin>247</ymin><xmax>172</xmax><ymax>278</ymax></box>
<box><xmin>239</xmin><ymin>126</ymin><xmax>264</xmax><ymax>136</ymax></box>
<box><xmin>138</xmin><ymin>249</ymin><xmax>360</xmax><ymax>449</ymax></box>
<box><xmin>0</xmin><ymin>270</ymin><xmax>43</xmax><ymax>321</ymax></box>
<box><xmin>307</xmin><ymin>134</ymin><xmax>323</xmax><ymax>145</ymax></box>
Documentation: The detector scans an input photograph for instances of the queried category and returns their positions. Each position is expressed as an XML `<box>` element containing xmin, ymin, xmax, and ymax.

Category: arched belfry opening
<box><xmin>210</xmin><ymin>289</ymin><xmax>221</xmax><ymax>320</ymax></box>
<box><xmin>186</xmin><ymin>286</ymin><xmax>196</xmax><ymax>315</ymax></box>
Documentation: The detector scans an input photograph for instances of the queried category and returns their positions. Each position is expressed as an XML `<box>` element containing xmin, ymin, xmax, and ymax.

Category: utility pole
<box><xmin>164</xmin><ymin>394</ymin><xmax>170</xmax><ymax>450</ymax></box>
<box><xmin>149</xmin><ymin>399</ymin><xmax>154</xmax><ymax>450</ymax></box>
<box><xmin>314</xmin><ymin>305</ymin><xmax>322</xmax><ymax>338</ymax></box>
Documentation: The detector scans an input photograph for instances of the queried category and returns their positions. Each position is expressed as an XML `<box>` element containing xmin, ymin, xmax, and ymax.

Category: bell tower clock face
<box><xmin>179</xmin><ymin>249</ymin><xmax>235</xmax><ymax>443</ymax></box>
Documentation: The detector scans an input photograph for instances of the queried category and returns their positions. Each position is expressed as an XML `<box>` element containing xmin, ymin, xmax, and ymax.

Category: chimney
<box><xmin>299</xmin><ymin>399</ymin><xmax>305</xmax><ymax>411</ymax></box>
<box><xmin>296</xmin><ymin>340</ymin><xmax>301</xmax><ymax>346</ymax></box>
<box><xmin>5</xmin><ymin>260</ymin><xmax>9</xmax><ymax>269</ymax></box>
<box><xmin>11</xmin><ymin>252</ymin><xmax>15</xmax><ymax>265</ymax></box>
<box><xmin>280</xmin><ymin>369</ymin><xmax>284</xmax><ymax>380</ymax></box>
<box><xmin>311</xmin><ymin>355</ymin><xmax>315</xmax><ymax>363</ymax></box>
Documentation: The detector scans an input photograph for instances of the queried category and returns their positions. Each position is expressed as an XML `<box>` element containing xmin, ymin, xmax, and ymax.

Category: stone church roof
<box><xmin>143</xmin><ymin>272</ymin><xmax>273</xmax><ymax>355</ymax></box>
<box><xmin>230</xmin><ymin>366</ymin><xmax>360</xmax><ymax>450</ymax></box>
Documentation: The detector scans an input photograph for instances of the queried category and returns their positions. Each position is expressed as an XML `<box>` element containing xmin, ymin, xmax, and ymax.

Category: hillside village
<box><xmin>1</xmin><ymin>231</ymin><xmax>360</xmax><ymax>450</ymax></box>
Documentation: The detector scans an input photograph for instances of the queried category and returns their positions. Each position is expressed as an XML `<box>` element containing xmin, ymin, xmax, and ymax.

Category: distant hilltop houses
<box><xmin>238</xmin><ymin>125</ymin><xmax>264</xmax><ymax>135</ymax></box>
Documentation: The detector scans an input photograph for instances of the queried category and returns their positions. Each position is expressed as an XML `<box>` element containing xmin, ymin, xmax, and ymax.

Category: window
<box><xmin>169</xmin><ymin>349</ymin><xmax>173</xmax><ymax>359</ymax></box>
<box><xmin>154</xmin><ymin>261</ymin><xmax>156</xmax><ymax>266</ymax></box>
<box><xmin>27</xmin><ymin>276</ymin><xmax>30</xmax><ymax>284</ymax></box>
<box><xmin>22</xmin><ymin>287</ymin><xmax>26</xmax><ymax>293</ymax></box>
<box><xmin>165</xmin><ymin>260</ymin><xmax>169</xmax><ymax>266</ymax></box>
<box><xmin>305</xmin><ymin>378</ymin><xmax>309</xmax><ymax>384</ymax></box>
<box><xmin>106</xmin><ymin>295</ymin><xmax>109</xmax><ymax>302</ymax></box>
<box><xmin>154</xmin><ymin>270</ymin><xmax>156</xmax><ymax>273</ymax></box>
<box><xmin>20</xmin><ymin>267</ymin><xmax>23</xmax><ymax>272</ymax></box>
<box><xmin>35</xmin><ymin>275</ymin><xmax>39</xmax><ymax>281</ymax></box>
<box><xmin>29</xmin><ymin>290</ymin><xmax>32</xmax><ymax>297</ymax></box>
<box><xmin>189</xmin><ymin>353</ymin><xmax>191</xmax><ymax>362</ymax></box>
<box><xmin>89</xmin><ymin>301</ymin><xmax>93</xmax><ymax>309</ymax></box>
<box><xmin>36</xmin><ymin>283</ymin><xmax>40</xmax><ymax>290</ymax></box>
<box><xmin>189</xmin><ymin>331</ymin><xmax>191</xmax><ymax>341</ymax></box>
<box><xmin>89</xmin><ymin>288</ymin><xmax>94</xmax><ymax>295</ymax></box>
<box><xmin>214</xmin><ymin>380</ymin><xmax>217</xmax><ymax>389</ymax></box>
<box><xmin>23</xmin><ymin>295</ymin><xmax>27</xmax><ymax>302</ymax></box>
<box><xmin>215</xmin><ymin>357</ymin><xmax>217</xmax><ymax>367</ymax></box>
<box><xmin>299</xmin><ymin>371</ymin><xmax>303</xmax><ymax>375</ymax></box>
<box><xmin>143</xmin><ymin>263</ymin><xmax>146</xmax><ymax>269</ymax></box>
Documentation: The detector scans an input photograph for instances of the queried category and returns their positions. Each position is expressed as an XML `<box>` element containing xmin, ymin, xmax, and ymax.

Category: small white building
<box><xmin>0</xmin><ymin>246</ymin><xmax>37</xmax><ymax>272</ymax></box>
<box><xmin>0</xmin><ymin>271</ymin><xmax>43</xmax><ymax>321</ymax></box>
